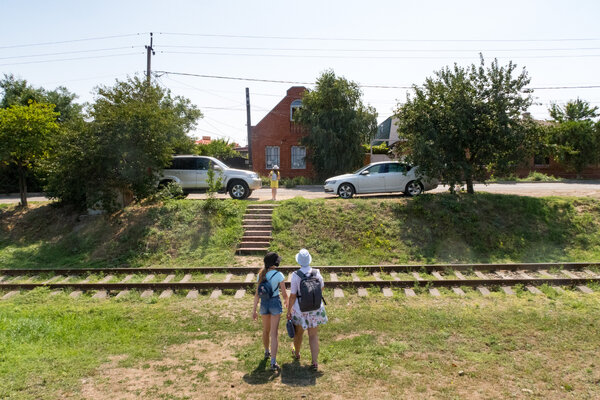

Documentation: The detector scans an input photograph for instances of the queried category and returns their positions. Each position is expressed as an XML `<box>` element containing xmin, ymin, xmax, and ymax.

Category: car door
<box><xmin>174</xmin><ymin>157</ymin><xmax>197</xmax><ymax>189</ymax></box>
<box><xmin>355</xmin><ymin>164</ymin><xmax>387</xmax><ymax>193</ymax></box>
<box><xmin>384</xmin><ymin>163</ymin><xmax>408</xmax><ymax>192</ymax></box>
<box><xmin>194</xmin><ymin>157</ymin><xmax>210</xmax><ymax>189</ymax></box>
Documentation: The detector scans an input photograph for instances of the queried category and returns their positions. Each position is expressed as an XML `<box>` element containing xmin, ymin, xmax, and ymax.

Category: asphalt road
<box><xmin>3</xmin><ymin>181</ymin><xmax>600</xmax><ymax>204</ymax></box>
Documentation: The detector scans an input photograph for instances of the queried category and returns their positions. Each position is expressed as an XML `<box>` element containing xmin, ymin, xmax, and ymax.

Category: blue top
<box><xmin>257</xmin><ymin>270</ymin><xmax>285</xmax><ymax>296</ymax></box>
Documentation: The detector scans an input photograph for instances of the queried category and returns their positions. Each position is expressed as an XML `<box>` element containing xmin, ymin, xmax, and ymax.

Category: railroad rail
<box><xmin>1</xmin><ymin>262</ymin><xmax>599</xmax><ymax>300</ymax></box>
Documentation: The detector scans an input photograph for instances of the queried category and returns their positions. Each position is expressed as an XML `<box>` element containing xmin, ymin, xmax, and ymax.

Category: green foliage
<box><xmin>547</xmin><ymin>99</ymin><xmax>600</xmax><ymax>176</ymax></box>
<box><xmin>363</xmin><ymin>142</ymin><xmax>391</xmax><ymax>154</ymax></box>
<box><xmin>0</xmin><ymin>102</ymin><xmax>61</xmax><ymax>207</ymax></box>
<box><xmin>295</xmin><ymin>70</ymin><xmax>378</xmax><ymax>180</ymax></box>
<box><xmin>395</xmin><ymin>56</ymin><xmax>533</xmax><ymax>194</ymax></box>
<box><xmin>44</xmin><ymin>76</ymin><xmax>202</xmax><ymax>211</ymax></box>
<box><xmin>0</xmin><ymin>200</ymin><xmax>245</xmax><ymax>269</ymax></box>
<box><xmin>270</xmin><ymin>195</ymin><xmax>600</xmax><ymax>265</ymax></box>
<box><xmin>195</xmin><ymin>138</ymin><xmax>241</xmax><ymax>159</ymax></box>
<box><xmin>149</xmin><ymin>181</ymin><xmax>186</xmax><ymax>202</ymax></box>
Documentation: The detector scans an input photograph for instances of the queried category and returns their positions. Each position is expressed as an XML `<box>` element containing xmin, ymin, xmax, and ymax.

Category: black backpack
<box><xmin>258</xmin><ymin>271</ymin><xmax>277</xmax><ymax>300</ymax></box>
<box><xmin>296</xmin><ymin>269</ymin><xmax>325</xmax><ymax>312</ymax></box>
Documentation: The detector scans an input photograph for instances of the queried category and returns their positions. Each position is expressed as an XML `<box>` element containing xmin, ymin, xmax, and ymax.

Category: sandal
<box><xmin>310</xmin><ymin>362</ymin><xmax>318</xmax><ymax>371</ymax></box>
<box><xmin>264</xmin><ymin>350</ymin><xmax>270</xmax><ymax>360</ymax></box>
<box><xmin>270</xmin><ymin>362</ymin><xmax>280</xmax><ymax>371</ymax></box>
<box><xmin>291</xmin><ymin>345</ymin><xmax>300</xmax><ymax>360</ymax></box>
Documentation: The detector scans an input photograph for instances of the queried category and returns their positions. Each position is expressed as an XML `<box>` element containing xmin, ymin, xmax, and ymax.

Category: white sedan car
<box><xmin>324</xmin><ymin>161</ymin><xmax>438</xmax><ymax>199</ymax></box>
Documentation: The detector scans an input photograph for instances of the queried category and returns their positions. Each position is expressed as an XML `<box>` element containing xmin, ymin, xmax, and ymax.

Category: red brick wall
<box><xmin>250</xmin><ymin>86</ymin><xmax>315</xmax><ymax>178</ymax></box>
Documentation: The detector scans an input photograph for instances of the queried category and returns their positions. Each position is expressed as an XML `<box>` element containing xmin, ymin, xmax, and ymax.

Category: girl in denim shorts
<box><xmin>252</xmin><ymin>251</ymin><xmax>288</xmax><ymax>370</ymax></box>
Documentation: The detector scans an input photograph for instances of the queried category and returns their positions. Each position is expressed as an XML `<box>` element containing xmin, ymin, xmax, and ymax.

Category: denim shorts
<box><xmin>260</xmin><ymin>296</ymin><xmax>283</xmax><ymax>315</ymax></box>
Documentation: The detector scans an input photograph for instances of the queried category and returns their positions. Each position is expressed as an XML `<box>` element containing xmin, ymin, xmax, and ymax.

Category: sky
<box><xmin>1</xmin><ymin>0</ymin><xmax>600</xmax><ymax>146</ymax></box>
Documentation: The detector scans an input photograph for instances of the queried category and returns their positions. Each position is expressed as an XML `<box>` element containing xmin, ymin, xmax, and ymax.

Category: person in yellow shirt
<box><xmin>269</xmin><ymin>165</ymin><xmax>280</xmax><ymax>201</ymax></box>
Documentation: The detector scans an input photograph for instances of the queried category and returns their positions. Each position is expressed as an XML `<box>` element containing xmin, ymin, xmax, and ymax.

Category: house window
<box><xmin>265</xmin><ymin>146</ymin><xmax>280</xmax><ymax>169</ymax></box>
<box><xmin>291</xmin><ymin>146</ymin><xmax>306</xmax><ymax>169</ymax></box>
<box><xmin>534</xmin><ymin>154</ymin><xmax>550</xmax><ymax>166</ymax></box>
<box><xmin>290</xmin><ymin>100</ymin><xmax>302</xmax><ymax>121</ymax></box>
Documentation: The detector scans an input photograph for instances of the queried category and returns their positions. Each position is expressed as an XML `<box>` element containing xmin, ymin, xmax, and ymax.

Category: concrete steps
<box><xmin>237</xmin><ymin>204</ymin><xmax>277</xmax><ymax>255</ymax></box>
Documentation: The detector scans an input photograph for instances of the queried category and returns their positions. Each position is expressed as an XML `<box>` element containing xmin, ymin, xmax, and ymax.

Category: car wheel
<box><xmin>229</xmin><ymin>180</ymin><xmax>250</xmax><ymax>200</ymax></box>
<box><xmin>405</xmin><ymin>180</ymin><xmax>424</xmax><ymax>197</ymax></box>
<box><xmin>337</xmin><ymin>183</ymin><xmax>355</xmax><ymax>199</ymax></box>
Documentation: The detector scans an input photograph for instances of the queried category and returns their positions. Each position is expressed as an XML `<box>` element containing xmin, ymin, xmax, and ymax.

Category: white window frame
<box><xmin>291</xmin><ymin>146</ymin><xmax>306</xmax><ymax>169</ymax></box>
<box><xmin>290</xmin><ymin>99</ymin><xmax>302</xmax><ymax>121</ymax></box>
<box><xmin>265</xmin><ymin>146</ymin><xmax>280</xmax><ymax>170</ymax></box>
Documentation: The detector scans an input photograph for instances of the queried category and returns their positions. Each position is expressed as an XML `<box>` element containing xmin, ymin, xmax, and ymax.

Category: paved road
<box><xmin>3</xmin><ymin>181</ymin><xmax>600</xmax><ymax>204</ymax></box>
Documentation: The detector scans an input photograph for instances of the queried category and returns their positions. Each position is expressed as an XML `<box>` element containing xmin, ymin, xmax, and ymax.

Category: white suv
<box><xmin>159</xmin><ymin>155</ymin><xmax>262</xmax><ymax>199</ymax></box>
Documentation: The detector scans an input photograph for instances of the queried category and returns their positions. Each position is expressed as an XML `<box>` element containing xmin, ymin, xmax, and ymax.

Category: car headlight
<box><xmin>326</xmin><ymin>180</ymin><xmax>336</xmax><ymax>185</ymax></box>
<box><xmin>251</xmin><ymin>173</ymin><xmax>259</xmax><ymax>179</ymax></box>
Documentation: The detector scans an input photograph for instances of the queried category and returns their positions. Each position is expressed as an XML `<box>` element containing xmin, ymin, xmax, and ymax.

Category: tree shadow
<box><xmin>242</xmin><ymin>358</ymin><xmax>281</xmax><ymax>385</ymax></box>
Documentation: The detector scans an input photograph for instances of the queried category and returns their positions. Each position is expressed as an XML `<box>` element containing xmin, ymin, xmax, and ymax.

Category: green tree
<box><xmin>44</xmin><ymin>76</ymin><xmax>202</xmax><ymax>211</ymax></box>
<box><xmin>294</xmin><ymin>70</ymin><xmax>377</xmax><ymax>180</ymax></box>
<box><xmin>195</xmin><ymin>138</ymin><xmax>241</xmax><ymax>159</ymax></box>
<box><xmin>394</xmin><ymin>57</ymin><xmax>533</xmax><ymax>194</ymax></box>
<box><xmin>0</xmin><ymin>102</ymin><xmax>60</xmax><ymax>207</ymax></box>
<box><xmin>548</xmin><ymin>99</ymin><xmax>600</xmax><ymax>177</ymax></box>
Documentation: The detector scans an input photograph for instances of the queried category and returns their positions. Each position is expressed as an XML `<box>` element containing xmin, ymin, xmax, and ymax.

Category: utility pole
<box><xmin>246</xmin><ymin>87</ymin><xmax>253</xmax><ymax>169</ymax></box>
<box><xmin>145</xmin><ymin>32</ymin><xmax>155</xmax><ymax>84</ymax></box>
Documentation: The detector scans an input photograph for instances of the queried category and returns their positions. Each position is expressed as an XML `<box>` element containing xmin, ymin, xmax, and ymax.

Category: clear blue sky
<box><xmin>2</xmin><ymin>0</ymin><xmax>599</xmax><ymax>145</ymax></box>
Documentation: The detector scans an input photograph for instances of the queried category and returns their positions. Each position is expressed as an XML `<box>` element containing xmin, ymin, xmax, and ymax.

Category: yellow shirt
<box><xmin>269</xmin><ymin>171</ymin><xmax>280</xmax><ymax>188</ymax></box>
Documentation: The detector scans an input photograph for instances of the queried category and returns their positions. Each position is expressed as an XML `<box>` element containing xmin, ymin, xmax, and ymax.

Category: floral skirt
<box><xmin>291</xmin><ymin>305</ymin><xmax>328</xmax><ymax>330</ymax></box>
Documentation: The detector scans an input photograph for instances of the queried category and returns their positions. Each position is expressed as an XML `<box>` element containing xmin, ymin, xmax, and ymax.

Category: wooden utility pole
<box><xmin>246</xmin><ymin>87</ymin><xmax>253</xmax><ymax>169</ymax></box>
<box><xmin>145</xmin><ymin>32</ymin><xmax>155</xmax><ymax>84</ymax></box>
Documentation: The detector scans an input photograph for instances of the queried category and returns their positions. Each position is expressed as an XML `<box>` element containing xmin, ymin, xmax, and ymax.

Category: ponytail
<box><xmin>258</xmin><ymin>267</ymin><xmax>268</xmax><ymax>282</ymax></box>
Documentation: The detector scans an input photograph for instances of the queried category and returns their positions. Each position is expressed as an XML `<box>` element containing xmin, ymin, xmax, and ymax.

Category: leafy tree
<box><xmin>44</xmin><ymin>76</ymin><xmax>202</xmax><ymax>211</ymax></box>
<box><xmin>0</xmin><ymin>75</ymin><xmax>83</xmax><ymax>194</ymax></box>
<box><xmin>394</xmin><ymin>57</ymin><xmax>533</xmax><ymax>194</ymax></box>
<box><xmin>0</xmin><ymin>102</ymin><xmax>60</xmax><ymax>207</ymax></box>
<box><xmin>547</xmin><ymin>99</ymin><xmax>600</xmax><ymax>177</ymax></box>
<box><xmin>294</xmin><ymin>70</ymin><xmax>377</xmax><ymax>180</ymax></box>
<box><xmin>195</xmin><ymin>138</ymin><xmax>241</xmax><ymax>159</ymax></box>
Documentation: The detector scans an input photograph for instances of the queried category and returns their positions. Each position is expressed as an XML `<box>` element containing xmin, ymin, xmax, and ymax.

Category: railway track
<box><xmin>1</xmin><ymin>262</ymin><xmax>599</xmax><ymax>300</ymax></box>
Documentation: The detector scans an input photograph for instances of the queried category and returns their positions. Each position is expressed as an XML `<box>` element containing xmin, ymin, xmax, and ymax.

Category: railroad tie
<box><xmin>352</xmin><ymin>273</ymin><xmax>368</xmax><ymax>297</ymax></box>
<box><xmin>404</xmin><ymin>288</ymin><xmax>417</xmax><ymax>297</ymax></box>
<box><xmin>1</xmin><ymin>291</ymin><xmax>19</xmax><ymax>300</ymax></box>
<box><xmin>412</xmin><ymin>272</ymin><xmax>424</xmax><ymax>281</ymax></box>
<box><xmin>210</xmin><ymin>290</ymin><xmax>222</xmax><ymax>299</ymax></box>
<box><xmin>330</xmin><ymin>273</ymin><xmax>344</xmax><ymax>298</ymax></box>
<box><xmin>235</xmin><ymin>273</ymin><xmax>255</xmax><ymax>299</ymax></box>
<box><xmin>477</xmin><ymin>286</ymin><xmax>491</xmax><ymax>296</ymax></box>
<box><xmin>0</xmin><ymin>275</ymin><xmax>6</xmax><ymax>283</ymax></box>
<box><xmin>50</xmin><ymin>275</ymin><xmax>77</xmax><ymax>296</ymax></box>
<box><xmin>527</xmin><ymin>286</ymin><xmax>543</xmax><ymax>295</ymax></box>
<box><xmin>474</xmin><ymin>271</ymin><xmax>488</xmax><ymax>279</ymax></box>
<box><xmin>495</xmin><ymin>270</ymin><xmax>515</xmax><ymax>295</ymax></box>
<box><xmin>186</xmin><ymin>290</ymin><xmax>199</xmax><ymax>299</ymax></box>
<box><xmin>430</xmin><ymin>271</ymin><xmax>444</xmax><ymax>297</ymax></box>
<box><xmin>454</xmin><ymin>271</ymin><xmax>467</xmax><ymax>280</ymax></box>
<box><xmin>374</xmin><ymin>273</ymin><xmax>393</xmax><ymax>297</ymax></box>
<box><xmin>180</xmin><ymin>274</ymin><xmax>192</xmax><ymax>283</ymax></box>
<box><xmin>69</xmin><ymin>276</ymin><xmax>91</xmax><ymax>298</ymax></box>
<box><xmin>390</xmin><ymin>272</ymin><xmax>400</xmax><ymax>281</ymax></box>
<box><xmin>140</xmin><ymin>274</ymin><xmax>156</xmax><ymax>298</ymax></box>
<box><xmin>559</xmin><ymin>270</ymin><xmax>593</xmax><ymax>293</ymax></box>
<box><xmin>158</xmin><ymin>274</ymin><xmax>176</xmax><ymax>298</ymax></box>
<box><xmin>26</xmin><ymin>275</ymin><xmax>39</xmax><ymax>283</ymax></box>
<box><xmin>92</xmin><ymin>275</ymin><xmax>113</xmax><ymax>299</ymax></box>
<box><xmin>115</xmin><ymin>275</ymin><xmax>135</xmax><ymax>299</ymax></box>
<box><xmin>584</xmin><ymin>269</ymin><xmax>600</xmax><ymax>279</ymax></box>
<box><xmin>551</xmin><ymin>286</ymin><xmax>566</xmax><ymax>294</ymax></box>
<box><xmin>538</xmin><ymin>270</ymin><xmax>556</xmax><ymax>278</ymax></box>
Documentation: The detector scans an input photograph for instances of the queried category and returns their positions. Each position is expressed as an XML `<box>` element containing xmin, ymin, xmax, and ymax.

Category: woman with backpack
<box><xmin>286</xmin><ymin>248</ymin><xmax>328</xmax><ymax>371</ymax></box>
<box><xmin>252</xmin><ymin>251</ymin><xmax>288</xmax><ymax>371</ymax></box>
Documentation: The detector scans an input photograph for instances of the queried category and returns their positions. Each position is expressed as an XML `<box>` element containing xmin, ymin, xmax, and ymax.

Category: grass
<box><xmin>489</xmin><ymin>171</ymin><xmax>564</xmax><ymax>182</ymax></box>
<box><xmin>270</xmin><ymin>194</ymin><xmax>600</xmax><ymax>265</ymax></box>
<box><xmin>0</xmin><ymin>290</ymin><xmax>599</xmax><ymax>399</ymax></box>
<box><xmin>0</xmin><ymin>199</ymin><xmax>246</xmax><ymax>269</ymax></box>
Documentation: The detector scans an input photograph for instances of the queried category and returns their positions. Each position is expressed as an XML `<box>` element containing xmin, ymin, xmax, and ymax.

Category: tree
<box><xmin>548</xmin><ymin>99</ymin><xmax>600</xmax><ymax>177</ymax></box>
<box><xmin>195</xmin><ymin>138</ymin><xmax>241</xmax><ymax>159</ymax></box>
<box><xmin>44</xmin><ymin>76</ymin><xmax>202</xmax><ymax>211</ymax></box>
<box><xmin>0</xmin><ymin>102</ymin><xmax>60</xmax><ymax>207</ymax></box>
<box><xmin>394</xmin><ymin>57</ymin><xmax>533</xmax><ymax>194</ymax></box>
<box><xmin>294</xmin><ymin>70</ymin><xmax>377</xmax><ymax>180</ymax></box>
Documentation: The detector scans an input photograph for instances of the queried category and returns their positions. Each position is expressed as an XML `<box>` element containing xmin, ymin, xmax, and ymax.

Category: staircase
<box><xmin>237</xmin><ymin>204</ymin><xmax>278</xmax><ymax>254</ymax></box>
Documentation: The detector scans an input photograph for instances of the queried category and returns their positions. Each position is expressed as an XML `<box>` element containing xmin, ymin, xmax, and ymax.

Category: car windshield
<box><xmin>210</xmin><ymin>158</ymin><xmax>228</xmax><ymax>169</ymax></box>
<box><xmin>352</xmin><ymin>166</ymin><xmax>367</xmax><ymax>174</ymax></box>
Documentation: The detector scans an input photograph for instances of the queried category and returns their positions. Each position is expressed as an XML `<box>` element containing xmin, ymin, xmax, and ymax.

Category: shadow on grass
<box><xmin>242</xmin><ymin>358</ymin><xmax>323</xmax><ymax>386</ymax></box>
<box><xmin>242</xmin><ymin>358</ymin><xmax>280</xmax><ymax>384</ymax></box>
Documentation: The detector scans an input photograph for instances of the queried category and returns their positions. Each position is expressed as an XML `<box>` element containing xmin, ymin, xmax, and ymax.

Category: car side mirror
<box><xmin>213</xmin><ymin>165</ymin><xmax>222</xmax><ymax>171</ymax></box>
<box><xmin>360</xmin><ymin>170</ymin><xmax>369</xmax><ymax>175</ymax></box>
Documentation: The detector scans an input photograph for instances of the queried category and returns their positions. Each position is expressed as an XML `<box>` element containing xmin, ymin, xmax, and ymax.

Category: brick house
<box><xmin>250</xmin><ymin>86</ymin><xmax>314</xmax><ymax>178</ymax></box>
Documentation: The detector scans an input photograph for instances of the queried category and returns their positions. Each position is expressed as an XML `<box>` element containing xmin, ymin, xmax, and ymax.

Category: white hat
<box><xmin>295</xmin><ymin>248</ymin><xmax>312</xmax><ymax>267</ymax></box>
<box><xmin>273</xmin><ymin>165</ymin><xmax>279</xmax><ymax>170</ymax></box>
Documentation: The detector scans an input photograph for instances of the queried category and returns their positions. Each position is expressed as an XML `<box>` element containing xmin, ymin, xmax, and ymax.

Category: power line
<box><xmin>155</xmin><ymin>71</ymin><xmax>600</xmax><ymax>90</ymax></box>
<box><xmin>0</xmin><ymin>52</ymin><xmax>144</xmax><ymax>66</ymax></box>
<box><xmin>159</xmin><ymin>50</ymin><xmax>600</xmax><ymax>60</ymax></box>
<box><xmin>0</xmin><ymin>33</ymin><xmax>146</xmax><ymax>49</ymax></box>
<box><xmin>0</xmin><ymin>46</ymin><xmax>138</xmax><ymax>60</ymax></box>
<box><xmin>158</xmin><ymin>44</ymin><xmax>600</xmax><ymax>53</ymax></box>
<box><xmin>158</xmin><ymin>32</ymin><xmax>600</xmax><ymax>43</ymax></box>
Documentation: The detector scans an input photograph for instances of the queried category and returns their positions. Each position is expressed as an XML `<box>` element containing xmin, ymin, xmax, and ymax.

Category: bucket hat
<box><xmin>295</xmin><ymin>248</ymin><xmax>312</xmax><ymax>267</ymax></box>
<box><xmin>273</xmin><ymin>165</ymin><xmax>279</xmax><ymax>170</ymax></box>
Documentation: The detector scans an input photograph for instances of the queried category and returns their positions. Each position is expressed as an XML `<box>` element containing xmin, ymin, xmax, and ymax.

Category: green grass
<box><xmin>270</xmin><ymin>194</ymin><xmax>600</xmax><ymax>265</ymax></box>
<box><xmin>489</xmin><ymin>171</ymin><xmax>564</xmax><ymax>182</ymax></box>
<box><xmin>0</xmin><ymin>199</ymin><xmax>246</xmax><ymax>269</ymax></box>
<box><xmin>1</xmin><ymin>291</ymin><xmax>599</xmax><ymax>399</ymax></box>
